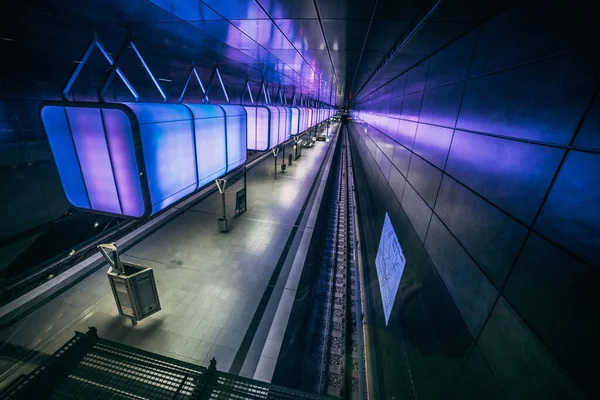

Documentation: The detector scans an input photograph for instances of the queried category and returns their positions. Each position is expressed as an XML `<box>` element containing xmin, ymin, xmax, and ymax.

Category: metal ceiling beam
<box><xmin>265</xmin><ymin>83</ymin><xmax>272</xmax><ymax>105</ymax></box>
<box><xmin>130</xmin><ymin>41</ymin><xmax>167</xmax><ymax>102</ymax></box>
<box><xmin>62</xmin><ymin>34</ymin><xmax>138</xmax><ymax>102</ymax></box>
<box><xmin>191</xmin><ymin>0</ymin><xmax>322</xmax><ymax>101</ymax></box>
<box><xmin>204</xmin><ymin>65</ymin><xmax>229</xmax><ymax>104</ymax></box>
<box><xmin>241</xmin><ymin>80</ymin><xmax>254</xmax><ymax>104</ymax></box>
<box><xmin>253</xmin><ymin>0</ymin><xmax>330</xmax><ymax>97</ymax></box>
<box><xmin>98</xmin><ymin>37</ymin><xmax>166</xmax><ymax>103</ymax></box>
<box><xmin>352</xmin><ymin>0</ymin><xmax>443</xmax><ymax>103</ymax></box>
<box><xmin>256</xmin><ymin>80</ymin><xmax>266</xmax><ymax>104</ymax></box>
<box><xmin>178</xmin><ymin>62</ymin><xmax>206</xmax><ymax>103</ymax></box>
<box><xmin>347</xmin><ymin>0</ymin><xmax>379</xmax><ymax>106</ymax></box>
<box><xmin>311</xmin><ymin>0</ymin><xmax>340</xmax><ymax>104</ymax></box>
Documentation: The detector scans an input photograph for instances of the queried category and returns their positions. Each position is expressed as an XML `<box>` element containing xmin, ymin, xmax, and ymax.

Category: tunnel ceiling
<box><xmin>1</xmin><ymin>0</ymin><xmax>507</xmax><ymax>106</ymax></box>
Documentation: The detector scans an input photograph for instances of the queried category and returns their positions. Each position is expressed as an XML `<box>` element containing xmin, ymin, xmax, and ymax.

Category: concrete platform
<box><xmin>0</xmin><ymin>124</ymin><xmax>339</xmax><ymax>387</ymax></box>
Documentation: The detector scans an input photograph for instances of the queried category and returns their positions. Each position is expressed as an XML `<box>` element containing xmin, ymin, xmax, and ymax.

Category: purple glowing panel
<box><xmin>186</xmin><ymin>104</ymin><xmax>227</xmax><ymax>188</ymax></box>
<box><xmin>257</xmin><ymin>107</ymin><xmax>270</xmax><ymax>150</ymax></box>
<box><xmin>290</xmin><ymin>107</ymin><xmax>300</xmax><ymax>135</ymax></box>
<box><xmin>221</xmin><ymin>105</ymin><xmax>247</xmax><ymax>171</ymax></box>
<box><xmin>245</xmin><ymin>106</ymin><xmax>257</xmax><ymax>150</ymax></box>
<box><xmin>304</xmin><ymin>108</ymin><xmax>310</xmax><ymax>130</ymax></box>
<box><xmin>244</xmin><ymin>106</ymin><xmax>270</xmax><ymax>151</ymax></box>
<box><xmin>102</xmin><ymin>109</ymin><xmax>145</xmax><ymax>217</ymax></box>
<box><xmin>41</xmin><ymin>106</ymin><xmax>90</xmax><ymax>209</ymax></box>
<box><xmin>127</xmin><ymin>103</ymin><xmax>197</xmax><ymax>214</ymax></box>
<box><xmin>298</xmin><ymin>108</ymin><xmax>305</xmax><ymax>132</ymax></box>
<box><xmin>276</xmin><ymin>106</ymin><xmax>288</xmax><ymax>144</ymax></box>
<box><xmin>267</xmin><ymin>106</ymin><xmax>280</xmax><ymax>146</ymax></box>
<box><xmin>308</xmin><ymin>108</ymin><xmax>313</xmax><ymax>128</ymax></box>
<box><xmin>65</xmin><ymin>107</ymin><xmax>121</xmax><ymax>214</ymax></box>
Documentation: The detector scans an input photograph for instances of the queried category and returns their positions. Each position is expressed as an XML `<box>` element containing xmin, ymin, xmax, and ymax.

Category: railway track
<box><xmin>300</xmin><ymin>125</ymin><xmax>365</xmax><ymax>399</ymax></box>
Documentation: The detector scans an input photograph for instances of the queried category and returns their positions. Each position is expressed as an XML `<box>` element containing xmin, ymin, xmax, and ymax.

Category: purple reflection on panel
<box><xmin>102</xmin><ymin>109</ymin><xmax>145</xmax><ymax>217</ymax></box>
<box><xmin>446</xmin><ymin>130</ymin><xmax>565</xmax><ymax>225</ymax></box>
<box><xmin>66</xmin><ymin>107</ymin><xmax>121</xmax><ymax>214</ymax></box>
<box><xmin>412</xmin><ymin>123</ymin><xmax>454</xmax><ymax>170</ymax></box>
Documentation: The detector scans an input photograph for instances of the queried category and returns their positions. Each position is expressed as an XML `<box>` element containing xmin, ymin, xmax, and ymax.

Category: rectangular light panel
<box><xmin>375</xmin><ymin>212</ymin><xmax>406</xmax><ymax>325</ymax></box>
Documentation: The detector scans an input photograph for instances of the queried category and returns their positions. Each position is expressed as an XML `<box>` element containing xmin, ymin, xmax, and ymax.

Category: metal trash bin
<box><xmin>98</xmin><ymin>243</ymin><xmax>161</xmax><ymax>325</ymax></box>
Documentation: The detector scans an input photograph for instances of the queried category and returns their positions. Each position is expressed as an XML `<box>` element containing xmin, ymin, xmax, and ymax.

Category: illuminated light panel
<box><xmin>41</xmin><ymin>102</ymin><xmax>331</xmax><ymax>218</ymax></box>
<box><xmin>245</xmin><ymin>106</ymin><xmax>257</xmax><ymax>150</ymax></box>
<box><xmin>244</xmin><ymin>106</ymin><xmax>270</xmax><ymax>151</ymax></box>
<box><xmin>41</xmin><ymin>102</ymin><xmax>249</xmax><ymax>218</ymax></box>
<box><xmin>102</xmin><ymin>109</ymin><xmax>145</xmax><ymax>217</ymax></box>
<box><xmin>267</xmin><ymin>106</ymin><xmax>280</xmax><ymax>146</ymax></box>
<box><xmin>276</xmin><ymin>106</ymin><xmax>288</xmax><ymax>144</ymax></box>
<box><xmin>375</xmin><ymin>212</ymin><xmax>406</xmax><ymax>325</ymax></box>
<box><xmin>185</xmin><ymin>104</ymin><xmax>227</xmax><ymax>188</ymax></box>
<box><xmin>220</xmin><ymin>105</ymin><xmax>248</xmax><ymax>171</ymax></box>
<box><xmin>290</xmin><ymin>107</ymin><xmax>300</xmax><ymax>135</ymax></box>
<box><xmin>257</xmin><ymin>107</ymin><xmax>270</xmax><ymax>150</ymax></box>
<box><xmin>126</xmin><ymin>103</ymin><xmax>197</xmax><ymax>214</ymax></box>
<box><xmin>66</xmin><ymin>107</ymin><xmax>121</xmax><ymax>214</ymax></box>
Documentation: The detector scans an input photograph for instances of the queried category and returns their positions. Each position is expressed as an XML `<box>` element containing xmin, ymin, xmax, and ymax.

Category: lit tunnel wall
<box><xmin>40</xmin><ymin>102</ymin><xmax>333</xmax><ymax>218</ymax></box>
<box><xmin>347</xmin><ymin>3</ymin><xmax>600</xmax><ymax>398</ymax></box>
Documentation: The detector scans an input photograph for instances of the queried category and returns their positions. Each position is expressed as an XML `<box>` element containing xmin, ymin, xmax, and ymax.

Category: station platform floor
<box><xmin>0</xmin><ymin>125</ymin><xmax>339</xmax><ymax>386</ymax></box>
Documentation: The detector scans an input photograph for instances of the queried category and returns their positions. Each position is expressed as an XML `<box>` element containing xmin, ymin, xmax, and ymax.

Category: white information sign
<box><xmin>375</xmin><ymin>212</ymin><xmax>406</xmax><ymax>325</ymax></box>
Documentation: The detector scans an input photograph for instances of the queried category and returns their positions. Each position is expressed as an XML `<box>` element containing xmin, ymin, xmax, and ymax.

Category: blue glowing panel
<box><xmin>185</xmin><ymin>104</ymin><xmax>227</xmax><ymax>189</ymax></box>
<box><xmin>102</xmin><ymin>109</ymin><xmax>145</xmax><ymax>217</ymax></box>
<box><xmin>244</xmin><ymin>106</ymin><xmax>270</xmax><ymax>151</ymax></box>
<box><xmin>308</xmin><ymin>108</ymin><xmax>314</xmax><ymax>128</ymax></box>
<box><xmin>375</xmin><ymin>212</ymin><xmax>406</xmax><ymax>325</ymax></box>
<box><xmin>277</xmin><ymin>106</ymin><xmax>288</xmax><ymax>144</ymax></box>
<box><xmin>127</xmin><ymin>103</ymin><xmax>197</xmax><ymax>214</ymax></box>
<box><xmin>298</xmin><ymin>108</ymin><xmax>304</xmax><ymax>132</ymax></box>
<box><xmin>220</xmin><ymin>105</ymin><xmax>248</xmax><ymax>171</ymax></box>
<box><xmin>257</xmin><ymin>107</ymin><xmax>270</xmax><ymax>150</ymax></box>
<box><xmin>301</xmin><ymin>108</ymin><xmax>308</xmax><ymax>132</ymax></box>
<box><xmin>245</xmin><ymin>106</ymin><xmax>257</xmax><ymax>150</ymax></box>
<box><xmin>40</xmin><ymin>105</ymin><xmax>147</xmax><ymax>217</ymax></box>
<box><xmin>41</xmin><ymin>106</ymin><xmax>90</xmax><ymax>210</ymax></box>
<box><xmin>290</xmin><ymin>107</ymin><xmax>300</xmax><ymax>135</ymax></box>
<box><xmin>267</xmin><ymin>106</ymin><xmax>280</xmax><ymax>146</ymax></box>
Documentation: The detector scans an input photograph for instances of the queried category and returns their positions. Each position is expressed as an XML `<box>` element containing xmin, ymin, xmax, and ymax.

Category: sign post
<box><xmin>272</xmin><ymin>147</ymin><xmax>280</xmax><ymax>180</ymax></box>
<box><xmin>215</xmin><ymin>178</ymin><xmax>228</xmax><ymax>232</ymax></box>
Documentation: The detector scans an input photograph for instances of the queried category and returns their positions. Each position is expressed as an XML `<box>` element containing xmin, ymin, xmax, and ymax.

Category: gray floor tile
<box><xmin>192</xmin><ymin>341</ymin><xmax>214</xmax><ymax>361</ymax></box>
<box><xmin>168</xmin><ymin>334</ymin><xmax>189</xmax><ymax>354</ymax></box>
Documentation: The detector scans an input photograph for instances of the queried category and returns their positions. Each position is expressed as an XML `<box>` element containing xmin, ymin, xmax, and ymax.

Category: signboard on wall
<box><xmin>375</xmin><ymin>212</ymin><xmax>406</xmax><ymax>325</ymax></box>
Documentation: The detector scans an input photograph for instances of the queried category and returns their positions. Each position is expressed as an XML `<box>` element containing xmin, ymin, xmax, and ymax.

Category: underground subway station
<box><xmin>0</xmin><ymin>0</ymin><xmax>599</xmax><ymax>398</ymax></box>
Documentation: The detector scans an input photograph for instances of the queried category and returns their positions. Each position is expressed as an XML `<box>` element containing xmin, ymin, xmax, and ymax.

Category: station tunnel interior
<box><xmin>0</xmin><ymin>0</ymin><xmax>599</xmax><ymax>399</ymax></box>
